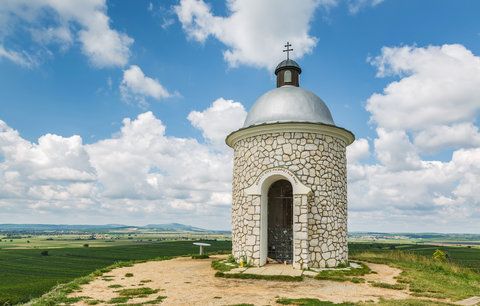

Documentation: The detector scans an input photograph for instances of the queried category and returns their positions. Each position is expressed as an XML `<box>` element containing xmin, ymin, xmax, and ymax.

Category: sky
<box><xmin>0</xmin><ymin>0</ymin><xmax>479</xmax><ymax>233</ymax></box>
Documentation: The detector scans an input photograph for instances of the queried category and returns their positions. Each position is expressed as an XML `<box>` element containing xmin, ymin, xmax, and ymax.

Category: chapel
<box><xmin>226</xmin><ymin>44</ymin><xmax>355</xmax><ymax>269</ymax></box>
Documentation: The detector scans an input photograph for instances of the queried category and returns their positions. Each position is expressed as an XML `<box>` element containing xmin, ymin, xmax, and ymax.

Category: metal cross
<box><xmin>283</xmin><ymin>42</ymin><xmax>293</xmax><ymax>60</ymax></box>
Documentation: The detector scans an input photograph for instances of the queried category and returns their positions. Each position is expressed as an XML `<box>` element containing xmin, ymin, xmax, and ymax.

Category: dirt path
<box><xmin>71</xmin><ymin>256</ymin><xmax>411</xmax><ymax>305</ymax></box>
<box><xmin>362</xmin><ymin>262</ymin><xmax>403</xmax><ymax>284</ymax></box>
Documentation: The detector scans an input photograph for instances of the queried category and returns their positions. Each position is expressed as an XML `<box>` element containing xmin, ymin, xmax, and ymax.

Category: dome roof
<box><xmin>243</xmin><ymin>85</ymin><xmax>335</xmax><ymax>128</ymax></box>
<box><xmin>275</xmin><ymin>59</ymin><xmax>301</xmax><ymax>75</ymax></box>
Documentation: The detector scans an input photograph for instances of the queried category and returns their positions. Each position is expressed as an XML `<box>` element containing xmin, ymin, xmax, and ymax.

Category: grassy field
<box><xmin>349</xmin><ymin>242</ymin><xmax>480</xmax><ymax>272</ymax></box>
<box><xmin>352</xmin><ymin>251</ymin><xmax>480</xmax><ymax>301</ymax></box>
<box><xmin>0</xmin><ymin>239</ymin><xmax>231</xmax><ymax>305</ymax></box>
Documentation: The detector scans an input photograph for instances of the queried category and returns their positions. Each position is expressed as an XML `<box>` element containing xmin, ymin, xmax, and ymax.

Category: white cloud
<box><xmin>374</xmin><ymin>128</ymin><xmax>421</xmax><ymax>171</ymax></box>
<box><xmin>120</xmin><ymin>65</ymin><xmax>172</xmax><ymax>106</ymax></box>
<box><xmin>367</xmin><ymin>44</ymin><xmax>480</xmax><ymax>131</ymax></box>
<box><xmin>0</xmin><ymin>0</ymin><xmax>133</xmax><ymax>68</ymax></box>
<box><xmin>188</xmin><ymin>98</ymin><xmax>247</xmax><ymax>147</ymax></box>
<box><xmin>347</xmin><ymin>44</ymin><xmax>480</xmax><ymax>232</ymax></box>
<box><xmin>347</xmin><ymin>0</ymin><xmax>383</xmax><ymax>14</ymax></box>
<box><xmin>348</xmin><ymin>147</ymin><xmax>480</xmax><ymax>232</ymax></box>
<box><xmin>413</xmin><ymin>123</ymin><xmax>480</xmax><ymax>153</ymax></box>
<box><xmin>0</xmin><ymin>122</ymin><xmax>96</xmax><ymax>201</ymax></box>
<box><xmin>86</xmin><ymin>111</ymin><xmax>232</xmax><ymax>202</ymax></box>
<box><xmin>174</xmin><ymin>0</ymin><xmax>337</xmax><ymax>69</ymax></box>
<box><xmin>0</xmin><ymin>98</ymin><xmax>245</xmax><ymax>228</ymax></box>
<box><xmin>0</xmin><ymin>45</ymin><xmax>38</xmax><ymax>68</ymax></box>
<box><xmin>30</xmin><ymin>26</ymin><xmax>73</xmax><ymax>51</ymax></box>
<box><xmin>346</xmin><ymin>138</ymin><xmax>369</xmax><ymax>164</ymax></box>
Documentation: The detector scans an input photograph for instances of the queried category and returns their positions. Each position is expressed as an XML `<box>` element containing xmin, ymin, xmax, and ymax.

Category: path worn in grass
<box><xmin>70</xmin><ymin>255</ymin><xmax>414</xmax><ymax>305</ymax></box>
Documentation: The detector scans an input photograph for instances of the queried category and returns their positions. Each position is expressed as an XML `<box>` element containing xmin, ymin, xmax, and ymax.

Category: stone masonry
<box><xmin>230</xmin><ymin>130</ymin><xmax>348</xmax><ymax>269</ymax></box>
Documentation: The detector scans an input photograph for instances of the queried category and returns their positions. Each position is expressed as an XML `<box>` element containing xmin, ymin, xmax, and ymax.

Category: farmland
<box><xmin>0</xmin><ymin>239</ymin><xmax>231</xmax><ymax>305</ymax></box>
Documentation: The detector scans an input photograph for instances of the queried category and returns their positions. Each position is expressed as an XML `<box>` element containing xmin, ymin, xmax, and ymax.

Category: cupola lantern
<box><xmin>275</xmin><ymin>42</ymin><xmax>301</xmax><ymax>87</ymax></box>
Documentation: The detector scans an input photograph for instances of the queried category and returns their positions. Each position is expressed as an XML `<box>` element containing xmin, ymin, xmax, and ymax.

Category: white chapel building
<box><xmin>226</xmin><ymin>49</ymin><xmax>355</xmax><ymax>269</ymax></box>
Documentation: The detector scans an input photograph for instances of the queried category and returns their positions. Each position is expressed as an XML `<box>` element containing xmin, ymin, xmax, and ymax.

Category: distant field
<box><xmin>0</xmin><ymin>240</ymin><xmax>231</xmax><ymax>305</ymax></box>
<box><xmin>0</xmin><ymin>233</ymin><xmax>229</xmax><ymax>249</ymax></box>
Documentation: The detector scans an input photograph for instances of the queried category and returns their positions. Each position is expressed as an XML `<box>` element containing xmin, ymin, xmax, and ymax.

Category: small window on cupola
<box><xmin>284</xmin><ymin>70</ymin><xmax>292</xmax><ymax>83</ymax></box>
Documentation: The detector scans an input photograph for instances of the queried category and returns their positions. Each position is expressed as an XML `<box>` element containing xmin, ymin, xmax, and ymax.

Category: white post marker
<box><xmin>193</xmin><ymin>242</ymin><xmax>211</xmax><ymax>255</ymax></box>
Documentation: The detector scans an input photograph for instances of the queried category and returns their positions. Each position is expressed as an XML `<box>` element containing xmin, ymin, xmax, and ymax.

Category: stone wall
<box><xmin>231</xmin><ymin>130</ymin><xmax>348</xmax><ymax>268</ymax></box>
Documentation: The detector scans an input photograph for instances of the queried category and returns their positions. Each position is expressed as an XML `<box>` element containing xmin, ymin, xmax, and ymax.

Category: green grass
<box><xmin>215</xmin><ymin>271</ymin><xmax>303</xmax><ymax>282</ymax></box>
<box><xmin>109</xmin><ymin>295</ymin><xmax>167</xmax><ymax>306</ymax></box>
<box><xmin>277</xmin><ymin>298</ymin><xmax>355</xmax><ymax>305</ymax></box>
<box><xmin>369</xmin><ymin>281</ymin><xmax>406</xmax><ymax>290</ymax></box>
<box><xmin>139</xmin><ymin>279</ymin><xmax>152</xmax><ymax>283</ymax></box>
<box><xmin>108</xmin><ymin>296</ymin><xmax>130</xmax><ymax>304</ymax></box>
<box><xmin>353</xmin><ymin>251</ymin><xmax>480</xmax><ymax>300</ymax></box>
<box><xmin>191</xmin><ymin>254</ymin><xmax>210</xmax><ymax>259</ymax></box>
<box><xmin>117</xmin><ymin>287</ymin><xmax>159</xmax><ymax>297</ymax></box>
<box><xmin>369</xmin><ymin>299</ymin><xmax>454</xmax><ymax>305</ymax></box>
<box><xmin>0</xmin><ymin>240</ymin><xmax>231</xmax><ymax>305</ymax></box>
<box><xmin>278</xmin><ymin>298</ymin><xmax>455</xmax><ymax>306</ymax></box>
<box><xmin>350</xmin><ymin>277</ymin><xmax>365</xmax><ymax>283</ymax></box>
<box><xmin>211</xmin><ymin>259</ymin><xmax>238</xmax><ymax>272</ymax></box>
<box><xmin>315</xmin><ymin>262</ymin><xmax>371</xmax><ymax>282</ymax></box>
<box><xmin>349</xmin><ymin>243</ymin><xmax>480</xmax><ymax>272</ymax></box>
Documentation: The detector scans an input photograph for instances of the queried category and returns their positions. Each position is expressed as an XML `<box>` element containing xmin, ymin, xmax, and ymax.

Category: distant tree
<box><xmin>40</xmin><ymin>250</ymin><xmax>49</xmax><ymax>256</ymax></box>
<box><xmin>27</xmin><ymin>240</ymin><xmax>30</xmax><ymax>243</ymax></box>
<box><xmin>433</xmin><ymin>249</ymin><xmax>448</xmax><ymax>262</ymax></box>
<box><xmin>83</xmin><ymin>243</ymin><xmax>89</xmax><ymax>247</ymax></box>
<box><xmin>389</xmin><ymin>245</ymin><xmax>396</xmax><ymax>250</ymax></box>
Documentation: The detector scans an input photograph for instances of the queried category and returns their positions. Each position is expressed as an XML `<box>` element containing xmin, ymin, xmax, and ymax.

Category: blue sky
<box><xmin>0</xmin><ymin>0</ymin><xmax>480</xmax><ymax>232</ymax></box>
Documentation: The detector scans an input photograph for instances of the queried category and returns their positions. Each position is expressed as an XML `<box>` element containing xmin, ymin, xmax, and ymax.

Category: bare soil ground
<box><xmin>70</xmin><ymin>255</ymin><xmax>414</xmax><ymax>305</ymax></box>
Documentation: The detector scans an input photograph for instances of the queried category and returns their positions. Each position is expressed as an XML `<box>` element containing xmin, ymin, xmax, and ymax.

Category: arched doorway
<box><xmin>267</xmin><ymin>179</ymin><xmax>293</xmax><ymax>263</ymax></box>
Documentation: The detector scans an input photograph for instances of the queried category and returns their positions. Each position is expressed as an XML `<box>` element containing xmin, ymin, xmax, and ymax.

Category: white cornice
<box><xmin>225</xmin><ymin>122</ymin><xmax>355</xmax><ymax>148</ymax></box>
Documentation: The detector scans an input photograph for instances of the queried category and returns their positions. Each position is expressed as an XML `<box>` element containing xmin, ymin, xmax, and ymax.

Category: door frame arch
<box><xmin>245</xmin><ymin>167</ymin><xmax>311</xmax><ymax>267</ymax></box>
